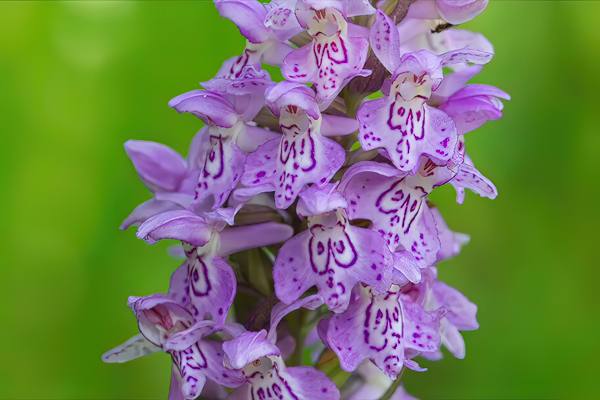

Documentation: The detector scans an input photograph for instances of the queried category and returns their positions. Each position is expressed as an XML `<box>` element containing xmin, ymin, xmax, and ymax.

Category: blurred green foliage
<box><xmin>0</xmin><ymin>1</ymin><xmax>598</xmax><ymax>398</ymax></box>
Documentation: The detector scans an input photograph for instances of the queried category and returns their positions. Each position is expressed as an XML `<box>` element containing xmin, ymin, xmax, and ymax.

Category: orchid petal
<box><xmin>177</xmin><ymin>250</ymin><xmax>237</xmax><ymax>324</ymax></box>
<box><xmin>433</xmin><ymin>281</ymin><xmax>479</xmax><ymax>330</ymax></box>
<box><xmin>441</xmin><ymin>320</ymin><xmax>466</xmax><ymax>359</ymax></box>
<box><xmin>236</xmin><ymin>125</ymin><xmax>280</xmax><ymax>153</ymax></box>
<box><xmin>223</xmin><ymin>330</ymin><xmax>280</xmax><ymax>369</ymax></box>
<box><xmin>370</xmin><ymin>11</ymin><xmax>401</xmax><ymax>73</ymax></box>
<box><xmin>217</xmin><ymin>222</ymin><xmax>294</xmax><ymax>256</ymax></box>
<box><xmin>296</xmin><ymin>184</ymin><xmax>347</xmax><ymax>217</ymax></box>
<box><xmin>441</xmin><ymin>84</ymin><xmax>509</xmax><ymax>134</ymax></box>
<box><xmin>402</xmin><ymin>299</ymin><xmax>441</xmax><ymax>353</ymax></box>
<box><xmin>268</xmin><ymin>295</ymin><xmax>323</xmax><ymax>343</ymax></box>
<box><xmin>137</xmin><ymin>210</ymin><xmax>212</xmax><ymax>247</ymax></box>
<box><xmin>436</xmin><ymin>0</ymin><xmax>489</xmax><ymax>24</ymax></box>
<box><xmin>129</xmin><ymin>294</ymin><xmax>194</xmax><ymax>347</ymax></box>
<box><xmin>125</xmin><ymin>140</ymin><xmax>187</xmax><ymax>193</ymax></box>
<box><xmin>450</xmin><ymin>156</ymin><xmax>497</xmax><ymax>203</ymax></box>
<box><xmin>169</xmin><ymin>90</ymin><xmax>238</xmax><ymax>128</ymax></box>
<box><xmin>265</xmin><ymin>81</ymin><xmax>320</xmax><ymax>119</ymax></box>
<box><xmin>164</xmin><ymin>320</ymin><xmax>216</xmax><ymax>352</ymax></box>
<box><xmin>171</xmin><ymin>345</ymin><xmax>208</xmax><ymax>400</ymax></box>
<box><xmin>120</xmin><ymin>198</ymin><xmax>181</xmax><ymax>230</ymax></box>
<box><xmin>321</xmin><ymin>114</ymin><xmax>358</xmax><ymax>136</ymax></box>
<box><xmin>215</xmin><ymin>0</ymin><xmax>269</xmax><ymax>43</ymax></box>
<box><xmin>265</xmin><ymin>0</ymin><xmax>303</xmax><ymax>41</ymax></box>
<box><xmin>191</xmin><ymin>131</ymin><xmax>246</xmax><ymax>210</ymax></box>
<box><xmin>285</xmin><ymin>366</ymin><xmax>340</xmax><ymax>400</ymax></box>
<box><xmin>326</xmin><ymin>285</ymin><xmax>406</xmax><ymax>378</ymax></box>
<box><xmin>102</xmin><ymin>334</ymin><xmax>160</xmax><ymax>363</ymax></box>
<box><xmin>430</xmin><ymin>207</ymin><xmax>469</xmax><ymax>262</ymax></box>
<box><xmin>273</xmin><ymin>231</ymin><xmax>317</xmax><ymax>305</ymax></box>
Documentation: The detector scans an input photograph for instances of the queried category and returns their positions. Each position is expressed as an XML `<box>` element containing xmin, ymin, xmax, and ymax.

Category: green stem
<box><xmin>379</xmin><ymin>371</ymin><xmax>404</xmax><ymax>400</ymax></box>
<box><xmin>289</xmin><ymin>309</ymin><xmax>307</xmax><ymax>365</ymax></box>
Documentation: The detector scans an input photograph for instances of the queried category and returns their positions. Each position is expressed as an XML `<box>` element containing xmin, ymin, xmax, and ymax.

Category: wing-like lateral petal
<box><xmin>101</xmin><ymin>334</ymin><xmax>160</xmax><ymax>363</ymax></box>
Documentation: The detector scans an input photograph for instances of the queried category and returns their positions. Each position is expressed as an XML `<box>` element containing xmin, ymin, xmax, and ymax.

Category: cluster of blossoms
<box><xmin>103</xmin><ymin>0</ymin><xmax>508</xmax><ymax>399</ymax></box>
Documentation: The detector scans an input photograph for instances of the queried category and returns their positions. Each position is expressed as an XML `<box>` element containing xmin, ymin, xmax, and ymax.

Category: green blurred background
<box><xmin>0</xmin><ymin>1</ymin><xmax>598</xmax><ymax>398</ymax></box>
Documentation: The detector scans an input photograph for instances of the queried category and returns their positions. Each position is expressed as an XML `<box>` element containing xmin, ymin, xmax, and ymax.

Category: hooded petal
<box><xmin>124</xmin><ymin>140</ymin><xmax>187</xmax><ymax>193</ymax></box>
<box><xmin>265</xmin><ymin>81</ymin><xmax>320</xmax><ymax>119</ymax></box>
<box><xmin>281</xmin><ymin>41</ymin><xmax>317</xmax><ymax>84</ymax></box>
<box><xmin>137</xmin><ymin>210</ymin><xmax>213</xmax><ymax>247</ymax></box>
<box><xmin>129</xmin><ymin>294</ymin><xmax>195</xmax><ymax>347</ymax></box>
<box><xmin>223</xmin><ymin>330</ymin><xmax>281</xmax><ymax>369</ymax></box>
<box><xmin>296</xmin><ymin>184</ymin><xmax>347</xmax><ymax>217</ymax></box>
<box><xmin>102</xmin><ymin>334</ymin><xmax>161</xmax><ymax>363</ymax></box>
<box><xmin>265</xmin><ymin>0</ymin><xmax>303</xmax><ymax>40</ymax></box>
<box><xmin>169</xmin><ymin>90</ymin><xmax>239</xmax><ymax>128</ymax></box>
<box><xmin>217</xmin><ymin>222</ymin><xmax>294</xmax><ymax>256</ymax></box>
<box><xmin>202</xmin><ymin>64</ymin><xmax>272</xmax><ymax>121</ymax></box>
<box><xmin>215</xmin><ymin>0</ymin><xmax>269</xmax><ymax>43</ymax></box>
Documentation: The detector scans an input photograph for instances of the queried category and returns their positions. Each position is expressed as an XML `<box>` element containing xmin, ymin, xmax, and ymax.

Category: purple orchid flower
<box><xmin>214</xmin><ymin>0</ymin><xmax>302</xmax><ymax>72</ymax></box>
<box><xmin>322</xmin><ymin>283</ymin><xmax>442</xmax><ymax>379</ymax></box>
<box><xmin>224</xmin><ymin>295</ymin><xmax>340</xmax><ymax>400</ymax></box>
<box><xmin>357</xmin><ymin>11</ymin><xmax>492</xmax><ymax>173</ymax></box>
<box><xmin>103</xmin><ymin>294</ymin><xmax>243</xmax><ymax>400</ymax></box>
<box><xmin>439</xmin><ymin>83</ymin><xmax>511</xmax><ymax>135</ymax></box>
<box><xmin>281</xmin><ymin>1</ymin><xmax>373</xmax><ymax>108</ymax></box>
<box><xmin>241</xmin><ymin>81</ymin><xmax>355</xmax><ymax>209</ymax></box>
<box><xmin>169</xmin><ymin>85</ymin><xmax>277</xmax><ymax>211</ymax></box>
<box><xmin>407</xmin><ymin>0</ymin><xmax>489</xmax><ymax>25</ymax></box>
<box><xmin>405</xmin><ymin>268</ymin><xmax>479</xmax><ymax>360</ymax></box>
<box><xmin>120</xmin><ymin>137</ymin><xmax>201</xmax><ymax>230</ymax></box>
<box><xmin>137</xmin><ymin>207</ymin><xmax>293</xmax><ymax>324</ymax></box>
<box><xmin>340</xmin><ymin>142</ymin><xmax>495</xmax><ymax>263</ymax></box>
<box><xmin>273</xmin><ymin>184</ymin><xmax>393</xmax><ymax>312</ymax></box>
<box><xmin>108</xmin><ymin>1</ymin><xmax>508</xmax><ymax>396</ymax></box>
